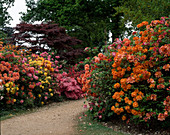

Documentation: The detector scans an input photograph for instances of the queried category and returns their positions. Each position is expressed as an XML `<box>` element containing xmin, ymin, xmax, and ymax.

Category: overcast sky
<box><xmin>6</xmin><ymin>0</ymin><xmax>131</xmax><ymax>41</ymax></box>
<box><xmin>7</xmin><ymin>0</ymin><xmax>27</xmax><ymax>27</ymax></box>
<box><xmin>7</xmin><ymin>0</ymin><xmax>39</xmax><ymax>27</ymax></box>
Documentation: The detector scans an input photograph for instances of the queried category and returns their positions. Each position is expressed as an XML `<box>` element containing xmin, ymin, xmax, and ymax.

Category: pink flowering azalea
<box><xmin>27</xmin><ymin>73</ymin><xmax>32</xmax><ymax>77</ymax></box>
<box><xmin>98</xmin><ymin>115</ymin><xmax>102</xmax><ymax>119</ymax></box>
<box><xmin>20</xmin><ymin>100</ymin><xmax>24</xmax><ymax>104</ymax></box>
<box><xmin>33</xmin><ymin>75</ymin><xmax>39</xmax><ymax>80</ymax></box>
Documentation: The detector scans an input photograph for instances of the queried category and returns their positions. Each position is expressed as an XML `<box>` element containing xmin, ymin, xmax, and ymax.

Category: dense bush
<box><xmin>0</xmin><ymin>42</ymin><xmax>83</xmax><ymax>111</ymax></box>
<box><xmin>79</xmin><ymin>17</ymin><xmax>170</xmax><ymax>128</ymax></box>
<box><xmin>10</xmin><ymin>22</ymin><xmax>84</xmax><ymax>65</ymax></box>
<box><xmin>78</xmin><ymin>38</ymin><xmax>124</xmax><ymax>120</ymax></box>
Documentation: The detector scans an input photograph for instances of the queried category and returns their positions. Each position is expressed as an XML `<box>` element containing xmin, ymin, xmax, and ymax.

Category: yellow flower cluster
<box><xmin>5</xmin><ymin>82</ymin><xmax>19</xmax><ymax>94</ymax></box>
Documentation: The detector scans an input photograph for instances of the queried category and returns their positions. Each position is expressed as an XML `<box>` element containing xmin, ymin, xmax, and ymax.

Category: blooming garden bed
<box><xmin>79</xmin><ymin>17</ymin><xmax>170</xmax><ymax>130</ymax></box>
<box><xmin>0</xmin><ymin>17</ymin><xmax>170</xmax><ymax>134</ymax></box>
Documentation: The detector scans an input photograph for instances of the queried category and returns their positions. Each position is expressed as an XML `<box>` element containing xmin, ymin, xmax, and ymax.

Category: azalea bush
<box><xmin>0</xmin><ymin>42</ymin><xmax>83</xmax><ymax>111</ymax></box>
<box><xmin>78</xmin><ymin>39</ymin><xmax>125</xmax><ymax>120</ymax></box>
<box><xmin>110</xmin><ymin>17</ymin><xmax>170</xmax><ymax>126</ymax></box>
<box><xmin>79</xmin><ymin>17</ymin><xmax>170</xmax><ymax>128</ymax></box>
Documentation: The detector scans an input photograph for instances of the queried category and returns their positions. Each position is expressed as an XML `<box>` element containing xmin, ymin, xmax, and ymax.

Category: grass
<box><xmin>0</xmin><ymin>107</ymin><xmax>38</xmax><ymax>121</ymax></box>
<box><xmin>0</xmin><ymin>96</ymin><xmax>65</xmax><ymax>121</ymax></box>
<box><xmin>76</xmin><ymin>112</ymin><xmax>130</xmax><ymax>135</ymax></box>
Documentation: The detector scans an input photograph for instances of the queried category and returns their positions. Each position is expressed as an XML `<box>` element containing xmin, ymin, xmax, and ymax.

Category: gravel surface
<box><xmin>1</xmin><ymin>99</ymin><xmax>86</xmax><ymax>135</ymax></box>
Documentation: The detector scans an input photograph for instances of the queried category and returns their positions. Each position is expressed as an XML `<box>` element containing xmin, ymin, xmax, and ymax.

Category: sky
<box><xmin>6</xmin><ymin>0</ymin><xmax>131</xmax><ymax>41</ymax></box>
<box><xmin>7</xmin><ymin>0</ymin><xmax>27</xmax><ymax>27</ymax></box>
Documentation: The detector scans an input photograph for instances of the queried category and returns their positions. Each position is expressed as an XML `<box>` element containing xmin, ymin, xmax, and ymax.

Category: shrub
<box><xmin>57</xmin><ymin>72</ymin><xmax>83</xmax><ymax>99</ymax></box>
<box><xmin>110</xmin><ymin>17</ymin><xmax>170</xmax><ymax>127</ymax></box>
<box><xmin>79</xmin><ymin>17</ymin><xmax>170</xmax><ymax>128</ymax></box>
<box><xmin>0</xmin><ymin>42</ymin><xmax>83</xmax><ymax>111</ymax></box>
<box><xmin>78</xmin><ymin>38</ymin><xmax>124</xmax><ymax>121</ymax></box>
<box><xmin>11</xmin><ymin>22</ymin><xmax>84</xmax><ymax>65</ymax></box>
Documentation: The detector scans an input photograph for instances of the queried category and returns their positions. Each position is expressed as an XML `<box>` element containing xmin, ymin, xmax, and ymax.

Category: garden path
<box><xmin>1</xmin><ymin>99</ymin><xmax>86</xmax><ymax>135</ymax></box>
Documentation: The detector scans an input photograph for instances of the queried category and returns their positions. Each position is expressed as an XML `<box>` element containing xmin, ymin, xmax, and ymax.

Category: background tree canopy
<box><xmin>0</xmin><ymin>0</ymin><xmax>15</xmax><ymax>28</ymax></box>
<box><xmin>21</xmin><ymin>0</ymin><xmax>123</xmax><ymax>48</ymax></box>
<box><xmin>1</xmin><ymin>0</ymin><xmax>169</xmax><ymax>47</ymax></box>
<box><xmin>114</xmin><ymin>0</ymin><xmax>170</xmax><ymax>29</ymax></box>
<box><xmin>0</xmin><ymin>0</ymin><xmax>15</xmax><ymax>42</ymax></box>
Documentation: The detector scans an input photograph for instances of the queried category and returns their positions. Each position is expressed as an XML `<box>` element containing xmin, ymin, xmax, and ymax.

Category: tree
<box><xmin>114</xmin><ymin>0</ymin><xmax>170</xmax><ymax>29</ymax></box>
<box><xmin>11</xmin><ymin>22</ymin><xmax>83</xmax><ymax>64</ymax></box>
<box><xmin>0</xmin><ymin>0</ymin><xmax>15</xmax><ymax>28</ymax></box>
<box><xmin>0</xmin><ymin>0</ymin><xmax>15</xmax><ymax>43</ymax></box>
<box><xmin>21</xmin><ymin>0</ymin><xmax>123</xmax><ymax>47</ymax></box>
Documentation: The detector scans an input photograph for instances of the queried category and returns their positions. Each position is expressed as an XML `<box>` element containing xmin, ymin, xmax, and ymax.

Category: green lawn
<box><xmin>76</xmin><ymin>112</ymin><xmax>130</xmax><ymax>135</ymax></box>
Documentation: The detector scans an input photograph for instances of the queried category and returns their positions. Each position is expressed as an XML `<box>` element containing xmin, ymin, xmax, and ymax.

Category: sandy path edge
<box><xmin>1</xmin><ymin>99</ymin><xmax>86</xmax><ymax>135</ymax></box>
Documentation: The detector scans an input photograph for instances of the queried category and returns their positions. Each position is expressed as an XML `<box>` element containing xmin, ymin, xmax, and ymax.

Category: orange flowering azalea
<box><xmin>131</xmin><ymin>91</ymin><xmax>137</xmax><ymax>97</ymax></box>
<box><xmin>122</xmin><ymin>115</ymin><xmax>126</xmax><ymax>121</ymax></box>
<box><xmin>111</xmin><ymin>106</ymin><xmax>115</xmax><ymax>111</ymax></box>
<box><xmin>127</xmin><ymin>100</ymin><xmax>132</xmax><ymax>105</ymax></box>
<box><xmin>114</xmin><ymin>83</ymin><xmax>120</xmax><ymax>89</ymax></box>
<box><xmin>133</xmin><ymin>102</ymin><xmax>139</xmax><ymax>108</ymax></box>
<box><xmin>131</xmin><ymin>109</ymin><xmax>138</xmax><ymax>115</ymax></box>
<box><xmin>136</xmin><ymin>95</ymin><xmax>143</xmax><ymax>101</ymax></box>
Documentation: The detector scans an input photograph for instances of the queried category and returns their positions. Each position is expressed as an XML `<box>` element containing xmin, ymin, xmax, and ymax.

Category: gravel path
<box><xmin>1</xmin><ymin>99</ymin><xmax>86</xmax><ymax>135</ymax></box>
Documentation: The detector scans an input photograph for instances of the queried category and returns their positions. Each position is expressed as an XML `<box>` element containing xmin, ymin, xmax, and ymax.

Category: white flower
<box><xmin>0</xmin><ymin>85</ymin><xmax>4</xmax><ymax>91</ymax></box>
<box><xmin>0</xmin><ymin>96</ymin><xmax>4</xmax><ymax>100</ymax></box>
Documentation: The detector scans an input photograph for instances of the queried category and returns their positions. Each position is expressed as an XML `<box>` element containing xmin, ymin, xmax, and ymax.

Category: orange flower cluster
<box><xmin>137</xmin><ymin>21</ymin><xmax>149</xmax><ymax>28</ymax></box>
<box><xmin>111</xmin><ymin>105</ymin><xmax>124</xmax><ymax>115</ymax></box>
<box><xmin>110</xmin><ymin>17</ymin><xmax>170</xmax><ymax>123</ymax></box>
<box><xmin>146</xmin><ymin>94</ymin><xmax>157</xmax><ymax>101</ymax></box>
<box><xmin>78</xmin><ymin>64</ymin><xmax>92</xmax><ymax>95</ymax></box>
<box><xmin>163</xmin><ymin>64</ymin><xmax>170</xmax><ymax>71</ymax></box>
<box><xmin>112</xmin><ymin>91</ymin><xmax>125</xmax><ymax>102</ymax></box>
<box><xmin>114</xmin><ymin>83</ymin><xmax>120</xmax><ymax>89</ymax></box>
<box><xmin>163</xmin><ymin>96</ymin><xmax>170</xmax><ymax>113</ymax></box>
<box><xmin>0</xmin><ymin>62</ymin><xmax>20</xmax><ymax>83</ymax></box>
<box><xmin>131</xmin><ymin>89</ymin><xmax>144</xmax><ymax>101</ymax></box>
<box><xmin>79</xmin><ymin>53</ymin><xmax>108</xmax><ymax>96</ymax></box>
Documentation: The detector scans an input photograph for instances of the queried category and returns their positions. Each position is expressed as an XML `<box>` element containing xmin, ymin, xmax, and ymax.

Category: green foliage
<box><xmin>80</xmin><ymin>17</ymin><xmax>170</xmax><ymax>129</ymax></box>
<box><xmin>0</xmin><ymin>0</ymin><xmax>15</xmax><ymax>28</ymax></box>
<box><xmin>78</xmin><ymin>39</ymin><xmax>123</xmax><ymax>121</ymax></box>
<box><xmin>114</xmin><ymin>0</ymin><xmax>170</xmax><ymax>30</ymax></box>
<box><xmin>0</xmin><ymin>30</ymin><xmax>7</xmax><ymax>41</ymax></box>
<box><xmin>21</xmin><ymin>0</ymin><xmax>123</xmax><ymax>48</ymax></box>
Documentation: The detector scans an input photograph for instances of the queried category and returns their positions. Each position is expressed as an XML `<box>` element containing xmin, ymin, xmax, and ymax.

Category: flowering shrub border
<box><xmin>79</xmin><ymin>17</ymin><xmax>170</xmax><ymax>128</ymax></box>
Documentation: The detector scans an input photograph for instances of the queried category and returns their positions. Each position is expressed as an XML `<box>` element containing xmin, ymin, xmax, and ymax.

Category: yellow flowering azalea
<box><xmin>48</xmin><ymin>76</ymin><xmax>51</xmax><ymax>80</ymax></box>
<box><xmin>38</xmin><ymin>94</ymin><xmax>41</xmax><ymax>98</ymax></box>
<box><xmin>50</xmin><ymin>93</ymin><xmax>53</xmax><ymax>96</ymax></box>
<box><xmin>44</xmin><ymin>72</ymin><xmax>47</xmax><ymax>76</ymax></box>
<box><xmin>10</xmin><ymin>82</ymin><xmax>13</xmax><ymax>85</ymax></box>
<box><xmin>6</xmin><ymin>88</ymin><xmax>10</xmax><ymax>91</ymax></box>
<box><xmin>5</xmin><ymin>83</ymin><xmax>9</xmax><ymax>87</ymax></box>
<box><xmin>49</xmin><ymin>89</ymin><xmax>52</xmax><ymax>92</ymax></box>
<box><xmin>41</xmin><ymin>81</ymin><xmax>45</xmax><ymax>84</ymax></box>
<box><xmin>11</xmin><ymin>88</ymin><xmax>15</xmax><ymax>94</ymax></box>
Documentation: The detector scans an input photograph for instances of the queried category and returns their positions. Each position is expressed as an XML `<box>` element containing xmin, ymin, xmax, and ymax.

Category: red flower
<box><xmin>158</xmin><ymin>113</ymin><xmax>165</xmax><ymax>121</ymax></box>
